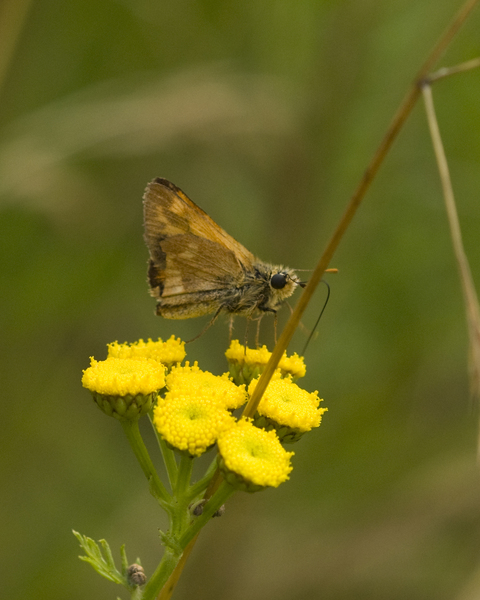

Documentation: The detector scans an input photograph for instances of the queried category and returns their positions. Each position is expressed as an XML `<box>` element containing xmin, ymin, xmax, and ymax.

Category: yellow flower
<box><xmin>82</xmin><ymin>357</ymin><xmax>165</xmax><ymax>420</ymax></box>
<box><xmin>278</xmin><ymin>353</ymin><xmax>306</xmax><ymax>380</ymax></box>
<box><xmin>166</xmin><ymin>363</ymin><xmax>246</xmax><ymax>410</ymax></box>
<box><xmin>217</xmin><ymin>419</ymin><xmax>294</xmax><ymax>491</ymax></box>
<box><xmin>83</xmin><ymin>357</ymin><xmax>165</xmax><ymax>396</ymax></box>
<box><xmin>248</xmin><ymin>375</ymin><xmax>326</xmax><ymax>443</ymax></box>
<box><xmin>107</xmin><ymin>336</ymin><xmax>185</xmax><ymax>369</ymax></box>
<box><xmin>153</xmin><ymin>379</ymin><xmax>236</xmax><ymax>456</ymax></box>
<box><xmin>225</xmin><ymin>340</ymin><xmax>306</xmax><ymax>385</ymax></box>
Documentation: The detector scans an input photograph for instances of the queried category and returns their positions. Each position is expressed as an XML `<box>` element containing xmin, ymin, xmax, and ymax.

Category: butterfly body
<box><xmin>143</xmin><ymin>178</ymin><xmax>302</xmax><ymax>321</ymax></box>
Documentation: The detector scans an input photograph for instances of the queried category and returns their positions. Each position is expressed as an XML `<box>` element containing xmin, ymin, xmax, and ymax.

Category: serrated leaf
<box><xmin>73</xmin><ymin>530</ymin><xmax>128</xmax><ymax>587</ymax></box>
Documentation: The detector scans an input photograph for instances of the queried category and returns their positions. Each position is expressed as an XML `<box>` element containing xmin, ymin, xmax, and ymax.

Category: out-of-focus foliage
<box><xmin>2</xmin><ymin>1</ymin><xmax>480</xmax><ymax>599</ymax></box>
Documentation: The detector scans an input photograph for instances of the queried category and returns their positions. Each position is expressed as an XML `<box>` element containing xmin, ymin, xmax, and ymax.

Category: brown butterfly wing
<box><xmin>143</xmin><ymin>178</ymin><xmax>255</xmax><ymax>318</ymax></box>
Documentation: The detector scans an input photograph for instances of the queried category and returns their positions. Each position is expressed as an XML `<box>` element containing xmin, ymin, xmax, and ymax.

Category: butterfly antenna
<box><xmin>301</xmin><ymin>280</ymin><xmax>331</xmax><ymax>356</ymax></box>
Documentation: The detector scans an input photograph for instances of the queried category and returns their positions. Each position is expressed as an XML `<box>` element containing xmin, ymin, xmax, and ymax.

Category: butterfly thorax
<box><xmin>223</xmin><ymin>261</ymin><xmax>299</xmax><ymax>317</ymax></box>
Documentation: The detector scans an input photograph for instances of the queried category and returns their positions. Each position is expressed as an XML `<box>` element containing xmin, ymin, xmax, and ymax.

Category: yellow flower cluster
<box><xmin>217</xmin><ymin>419</ymin><xmax>294</xmax><ymax>491</ymax></box>
<box><xmin>107</xmin><ymin>336</ymin><xmax>185</xmax><ymax>368</ymax></box>
<box><xmin>225</xmin><ymin>340</ymin><xmax>306</xmax><ymax>385</ymax></box>
<box><xmin>153</xmin><ymin>365</ymin><xmax>238</xmax><ymax>456</ymax></box>
<box><xmin>82</xmin><ymin>337</ymin><xmax>327</xmax><ymax>488</ymax></box>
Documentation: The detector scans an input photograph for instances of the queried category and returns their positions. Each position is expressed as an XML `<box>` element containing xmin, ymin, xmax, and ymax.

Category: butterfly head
<box><xmin>252</xmin><ymin>264</ymin><xmax>304</xmax><ymax>313</ymax></box>
<box><xmin>270</xmin><ymin>271</ymin><xmax>306</xmax><ymax>291</ymax></box>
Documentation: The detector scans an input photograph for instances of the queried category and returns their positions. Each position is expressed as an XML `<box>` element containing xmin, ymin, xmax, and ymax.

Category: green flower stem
<box><xmin>176</xmin><ymin>454</ymin><xmax>194</xmax><ymax>496</ymax></box>
<box><xmin>142</xmin><ymin>548</ymin><xmax>179</xmax><ymax>600</ymax></box>
<box><xmin>120</xmin><ymin>420</ymin><xmax>171</xmax><ymax>509</ymax></box>
<box><xmin>151</xmin><ymin>482</ymin><xmax>235</xmax><ymax>600</ymax></box>
<box><xmin>186</xmin><ymin>455</ymin><xmax>218</xmax><ymax>501</ymax></box>
<box><xmin>159</xmin><ymin>436</ymin><xmax>178</xmax><ymax>490</ymax></box>
<box><xmin>170</xmin><ymin>454</ymin><xmax>194</xmax><ymax>537</ymax></box>
<box><xmin>131</xmin><ymin>587</ymin><xmax>143</xmax><ymax>600</ymax></box>
<box><xmin>179</xmin><ymin>481</ymin><xmax>235</xmax><ymax>549</ymax></box>
<box><xmin>149</xmin><ymin>412</ymin><xmax>178</xmax><ymax>490</ymax></box>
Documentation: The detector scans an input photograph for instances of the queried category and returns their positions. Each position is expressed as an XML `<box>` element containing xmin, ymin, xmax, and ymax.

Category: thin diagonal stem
<box><xmin>421</xmin><ymin>83</ymin><xmax>480</xmax><ymax>399</ymax></box>
<box><xmin>428</xmin><ymin>57</ymin><xmax>480</xmax><ymax>83</ymax></box>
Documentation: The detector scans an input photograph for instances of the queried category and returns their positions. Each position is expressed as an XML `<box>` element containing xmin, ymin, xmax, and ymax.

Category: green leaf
<box><xmin>73</xmin><ymin>530</ymin><xmax>129</xmax><ymax>587</ymax></box>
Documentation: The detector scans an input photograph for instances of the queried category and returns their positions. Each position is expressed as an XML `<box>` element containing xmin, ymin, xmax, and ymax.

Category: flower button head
<box><xmin>248</xmin><ymin>375</ymin><xmax>327</xmax><ymax>443</ymax></box>
<box><xmin>107</xmin><ymin>336</ymin><xmax>185</xmax><ymax>370</ymax></box>
<box><xmin>217</xmin><ymin>419</ymin><xmax>294</xmax><ymax>492</ymax></box>
<box><xmin>82</xmin><ymin>356</ymin><xmax>165</xmax><ymax>420</ymax></box>
<box><xmin>225</xmin><ymin>340</ymin><xmax>306</xmax><ymax>386</ymax></box>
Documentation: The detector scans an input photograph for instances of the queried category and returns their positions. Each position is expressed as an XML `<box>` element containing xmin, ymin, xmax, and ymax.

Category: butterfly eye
<box><xmin>271</xmin><ymin>273</ymin><xmax>288</xmax><ymax>289</ymax></box>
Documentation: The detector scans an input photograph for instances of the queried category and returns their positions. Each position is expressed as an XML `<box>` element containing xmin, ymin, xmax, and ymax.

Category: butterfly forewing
<box><xmin>144</xmin><ymin>179</ymin><xmax>254</xmax><ymax>262</ymax></box>
<box><xmin>143</xmin><ymin>178</ymin><xmax>256</xmax><ymax>318</ymax></box>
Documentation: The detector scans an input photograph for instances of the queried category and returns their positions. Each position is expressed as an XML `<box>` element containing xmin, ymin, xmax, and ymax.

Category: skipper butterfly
<box><xmin>143</xmin><ymin>178</ymin><xmax>304</xmax><ymax>330</ymax></box>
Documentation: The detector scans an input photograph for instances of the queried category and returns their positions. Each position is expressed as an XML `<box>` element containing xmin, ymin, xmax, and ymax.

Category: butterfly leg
<box><xmin>228</xmin><ymin>315</ymin><xmax>235</xmax><ymax>341</ymax></box>
<box><xmin>186</xmin><ymin>307</ymin><xmax>222</xmax><ymax>343</ymax></box>
<box><xmin>243</xmin><ymin>319</ymin><xmax>250</xmax><ymax>352</ymax></box>
<box><xmin>255</xmin><ymin>315</ymin><xmax>264</xmax><ymax>348</ymax></box>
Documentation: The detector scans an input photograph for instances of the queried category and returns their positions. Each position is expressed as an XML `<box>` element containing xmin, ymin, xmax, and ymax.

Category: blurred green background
<box><xmin>2</xmin><ymin>1</ymin><xmax>480</xmax><ymax>598</ymax></box>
